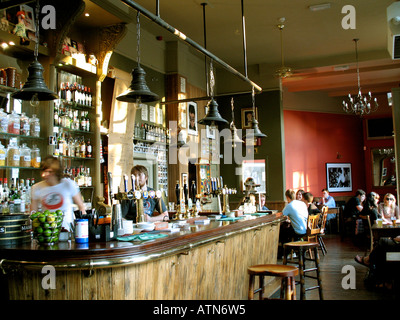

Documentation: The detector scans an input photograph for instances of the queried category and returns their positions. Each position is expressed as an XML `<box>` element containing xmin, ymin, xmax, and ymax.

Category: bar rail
<box><xmin>0</xmin><ymin>213</ymin><xmax>283</xmax><ymax>273</ymax></box>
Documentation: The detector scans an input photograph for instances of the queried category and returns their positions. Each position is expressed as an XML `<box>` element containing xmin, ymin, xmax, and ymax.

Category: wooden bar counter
<box><xmin>0</xmin><ymin>213</ymin><xmax>284</xmax><ymax>300</ymax></box>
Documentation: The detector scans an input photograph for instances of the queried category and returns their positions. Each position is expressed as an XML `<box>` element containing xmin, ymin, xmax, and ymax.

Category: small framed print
<box><xmin>241</xmin><ymin>107</ymin><xmax>257</xmax><ymax>129</ymax></box>
<box><xmin>149</xmin><ymin>105</ymin><xmax>156</xmax><ymax>123</ymax></box>
<box><xmin>187</xmin><ymin>101</ymin><xmax>198</xmax><ymax>136</ymax></box>
<box><xmin>141</xmin><ymin>104</ymin><xmax>148</xmax><ymax>121</ymax></box>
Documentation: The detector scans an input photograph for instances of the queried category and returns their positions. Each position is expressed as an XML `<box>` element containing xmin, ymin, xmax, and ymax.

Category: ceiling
<box><xmin>83</xmin><ymin>0</ymin><xmax>400</xmax><ymax>99</ymax></box>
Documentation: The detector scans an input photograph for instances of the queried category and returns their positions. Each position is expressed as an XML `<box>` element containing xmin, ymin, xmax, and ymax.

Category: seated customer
<box><xmin>359</xmin><ymin>192</ymin><xmax>379</xmax><ymax>226</ymax></box>
<box><xmin>258</xmin><ymin>193</ymin><xmax>269</xmax><ymax>211</ymax></box>
<box><xmin>302</xmin><ymin>192</ymin><xmax>320</xmax><ymax>215</ymax></box>
<box><xmin>378</xmin><ymin>193</ymin><xmax>400</xmax><ymax>224</ymax></box>
<box><xmin>355</xmin><ymin>235</ymin><xmax>400</xmax><ymax>287</ymax></box>
<box><xmin>343</xmin><ymin>189</ymin><xmax>366</xmax><ymax>220</ymax></box>
<box><xmin>280</xmin><ymin>189</ymin><xmax>309</xmax><ymax>243</ymax></box>
<box><xmin>120</xmin><ymin>165</ymin><xmax>168</xmax><ymax>222</ymax></box>
<box><xmin>319</xmin><ymin>188</ymin><xmax>336</xmax><ymax>208</ymax></box>
<box><xmin>296</xmin><ymin>189</ymin><xmax>305</xmax><ymax>201</ymax></box>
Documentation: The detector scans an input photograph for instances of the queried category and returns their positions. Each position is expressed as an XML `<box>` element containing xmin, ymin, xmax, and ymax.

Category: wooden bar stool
<box><xmin>248</xmin><ymin>264</ymin><xmax>299</xmax><ymax>300</ymax></box>
<box><xmin>283</xmin><ymin>241</ymin><xmax>323</xmax><ymax>300</ymax></box>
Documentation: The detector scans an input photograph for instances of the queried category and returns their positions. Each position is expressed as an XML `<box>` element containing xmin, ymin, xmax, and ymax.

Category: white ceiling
<box><xmin>87</xmin><ymin>0</ymin><xmax>400</xmax><ymax>100</ymax></box>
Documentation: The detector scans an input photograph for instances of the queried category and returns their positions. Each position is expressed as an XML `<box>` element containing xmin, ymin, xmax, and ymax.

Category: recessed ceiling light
<box><xmin>308</xmin><ymin>3</ymin><xmax>331</xmax><ymax>12</ymax></box>
<box><xmin>85</xmin><ymin>13</ymin><xmax>90</xmax><ymax>17</ymax></box>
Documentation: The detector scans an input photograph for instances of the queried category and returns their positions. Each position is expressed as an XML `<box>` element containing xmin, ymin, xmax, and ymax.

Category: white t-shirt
<box><xmin>31</xmin><ymin>178</ymin><xmax>80</xmax><ymax>230</ymax></box>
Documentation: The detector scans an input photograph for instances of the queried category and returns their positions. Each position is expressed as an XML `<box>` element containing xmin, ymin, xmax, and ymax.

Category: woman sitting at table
<box><xmin>378</xmin><ymin>193</ymin><xmax>399</xmax><ymax>224</ymax></box>
<box><xmin>302</xmin><ymin>192</ymin><xmax>320</xmax><ymax>215</ymax></box>
<box><xmin>359</xmin><ymin>192</ymin><xmax>380</xmax><ymax>226</ymax></box>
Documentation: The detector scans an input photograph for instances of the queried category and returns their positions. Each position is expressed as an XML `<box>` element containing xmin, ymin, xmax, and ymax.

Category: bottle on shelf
<box><xmin>0</xmin><ymin>141</ymin><xmax>5</xmax><ymax>166</ymax></box>
<box><xmin>29</xmin><ymin>114</ymin><xmax>40</xmax><ymax>137</ymax></box>
<box><xmin>86</xmin><ymin>138</ymin><xmax>92</xmax><ymax>158</ymax></box>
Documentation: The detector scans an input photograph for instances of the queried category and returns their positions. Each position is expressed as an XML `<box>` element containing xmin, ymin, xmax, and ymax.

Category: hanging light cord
<box><xmin>136</xmin><ymin>11</ymin><xmax>141</xmax><ymax>67</ymax></box>
<box><xmin>354</xmin><ymin>39</ymin><xmax>362</xmax><ymax>94</ymax></box>
<box><xmin>34</xmin><ymin>0</ymin><xmax>40</xmax><ymax>60</ymax></box>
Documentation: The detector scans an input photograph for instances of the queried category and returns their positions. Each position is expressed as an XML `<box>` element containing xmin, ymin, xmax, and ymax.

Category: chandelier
<box><xmin>342</xmin><ymin>39</ymin><xmax>378</xmax><ymax>116</ymax></box>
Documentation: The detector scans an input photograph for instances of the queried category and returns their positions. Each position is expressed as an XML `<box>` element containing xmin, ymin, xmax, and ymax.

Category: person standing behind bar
<box><xmin>30</xmin><ymin>156</ymin><xmax>86</xmax><ymax>231</ymax></box>
<box><xmin>120</xmin><ymin>165</ymin><xmax>168</xmax><ymax>222</ymax></box>
<box><xmin>280</xmin><ymin>189</ymin><xmax>308</xmax><ymax>243</ymax></box>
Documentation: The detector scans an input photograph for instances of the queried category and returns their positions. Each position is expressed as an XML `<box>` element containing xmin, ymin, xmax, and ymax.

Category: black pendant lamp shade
<box><xmin>116</xmin><ymin>66</ymin><xmax>159</xmax><ymax>103</ymax></box>
<box><xmin>11</xmin><ymin>59</ymin><xmax>58</xmax><ymax>101</ymax></box>
<box><xmin>244</xmin><ymin>118</ymin><xmax>267</xmax><ymax>140</ymax></box>
<box><xmin>198</xmin><ymin>98</ymin><xmax>228</xmax><ymax>126</ymax></box>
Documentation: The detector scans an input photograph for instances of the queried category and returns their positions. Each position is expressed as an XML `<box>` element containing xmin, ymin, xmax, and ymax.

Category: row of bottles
<box><xmin>59</xmin><ymin>82</ymin><xmax>93</xmax><ymax>106</ymax></box>
<box><xmin>134</xmin><ymin>123</ymin><xmax>170</xmax><ymax>143</ymax></box>
<box><xmin>0</xmin><ymin>140</ymin><xmax>41</xmax><ymax>168</ymax></box>
<box><xmin>52</xmin><ymin>133</ymin><xmax>92</xmax><ymax>158</ymax></box>
<box><xmin>64</xmin><ymin>166</ymin><xmax>92</xmax><ymax>187</ymax></box>
<box><xmin>0</xmin><ymin>177</ymin><xmax>34</xmax><ymax>214</ymax></box>
<box><xmin>54</xmin><ymin>102</ymin><xmax>90</xmax><ymax>132</ymax></box>
<box><xmin>0</xmin><ymin>109</ymin><xmax>40</xmax><ymax>137</ymax></box>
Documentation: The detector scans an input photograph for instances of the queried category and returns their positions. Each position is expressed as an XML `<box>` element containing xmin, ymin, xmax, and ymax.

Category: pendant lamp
<box><xmin>225</xmin><ymin>98</ymin><xmax>244</xmax><ymax>147</ymax></box>
<box><xmin>240</xmin><ymin>0</ymin><xmax>266</xmax><ymax>141</ymax></box>
<box><xmin>116</xmin><ymin>11</ymin><xmax>159</xmax><ymax>103</ymax></box>
<box><xmin>243</xmin><ymin>87</ymin><xmax>267</xmax><ymax>141</ymax></box>
<box><xmin>197</xmin><ymin>3</ymin><xmax>228</xmax><ymax>127</ymax></box>
<box><xmin>11</xmin><ymin>1</ymin><xmax>58</xmax><ymax>105</ymax></box>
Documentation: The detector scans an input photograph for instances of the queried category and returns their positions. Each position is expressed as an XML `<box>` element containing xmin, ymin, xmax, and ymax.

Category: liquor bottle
<box><xmin>88</xmin><ymin>87</ymin><xmax>92</xmax><ymax>106</ymax></box>
<box><xmin>3</xmin><ymin>178</ymin><xmax>9</xmax><ymax>201</ymax></box>
<box><xmin>0</xmin><ymin>178</ymin><xmax>3</xmax><ymax>202</ymax></box>
<box><xmin>59</xmin><ymin>82</ymin><xmax>64</xmax><ymax>100</ymax></box>
<box><xmin>85</xmin><ymin>111</ymin><xmax>90</xmax><ymax>132</ymax></box>
<box><xmin>57</xmin><ymin>132</ymin><xmax>65</xmax><ymax>156</ymax></box>
<box><xmin>86</xmin><ymin>138</ymin><xmax>92</xmax><ymax>158</ymax></box>
<box><xmin>65</xmin><ymin>82</ymin><xmax>71</xmax><ymax>102</ymax></box>
<box><xmin>80</xmin><ymin>138</ymin><xmax>86</xmax><ymax>158</ymax></box>
<box><xmin>71</xmin><ymin>82</ymin><xmax>76</xmax><ymax>102</ymax></box>
<box><xmin>54</xmin><ymin>104</ymin><xmax>59</xmax><ymax>127</ymax></box>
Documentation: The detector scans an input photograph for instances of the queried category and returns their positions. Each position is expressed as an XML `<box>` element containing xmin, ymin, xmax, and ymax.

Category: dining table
<box><xmin>371</xmin><ymin>220</ymin><xmax>400</xmax><ymax>243</ymax></box>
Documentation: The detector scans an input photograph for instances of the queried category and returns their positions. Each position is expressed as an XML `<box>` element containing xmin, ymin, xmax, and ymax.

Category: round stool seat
<box><xmin>284</xmin><ymin>241</ymin><xmax>318</xmax><ymax>249</ymax></box>
<box><xmin>248</xmin><ymin>264</ymin><xmax>298</xmax><ymax>278</ymax></box>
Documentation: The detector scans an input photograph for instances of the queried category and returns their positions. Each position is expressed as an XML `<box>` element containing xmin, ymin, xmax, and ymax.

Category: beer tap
<box><xmin>107</xmin><ymin>172</ymin><xmax>124</xmax><ymax>237</ymax></box>
<box><xmin>134</xmin><ymin>174</ymin><xmax>145</xmax><ymax>223</ymax></box>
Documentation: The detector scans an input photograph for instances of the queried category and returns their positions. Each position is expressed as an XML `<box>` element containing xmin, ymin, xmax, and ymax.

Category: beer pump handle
<box><xmin>107</xmin><ymin>172</ymin><xmax>113</xmax><ymax>204</ymax></box>
<box><xmin>123</xmin><ymin>174</ymin><xmax>128</xmax><ymax>193</ymax></box>
<box><xmin>220</xmin><ymin>176</ymin><xmax>223</xmax><ymax>189</ymax></box>
<box><xmin>131</xmin><ymin>175</ymin><xmax>135</xmax><ymax>192</ymax></box>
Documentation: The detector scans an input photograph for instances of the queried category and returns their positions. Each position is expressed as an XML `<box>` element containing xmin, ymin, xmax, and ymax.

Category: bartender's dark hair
<box><xmin>40</xmin><ymin>156</ymin><xmax>64</xmax><ymax>181</ymax></box>
<box><xmin>131</xmin><ymin>165</ymin><xmax>148</xmax><ymax>178</ymax></box>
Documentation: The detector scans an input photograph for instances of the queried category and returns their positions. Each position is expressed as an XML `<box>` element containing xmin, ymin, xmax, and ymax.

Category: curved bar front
<box><xmin>0</xmin><ymin>213</ymin><xmax>284</xmax><ymax>300</ymax></box>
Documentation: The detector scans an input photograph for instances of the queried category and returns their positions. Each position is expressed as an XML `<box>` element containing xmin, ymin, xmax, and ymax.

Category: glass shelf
<box><xmin>0</xmin><ymin>132</ymin><xmax>46</xmax><ymax>140</ymax></box>
<box><xmin>0</xmin><ymin>166</ymin><xmax>41</xmax><ymax>170</ymax></box>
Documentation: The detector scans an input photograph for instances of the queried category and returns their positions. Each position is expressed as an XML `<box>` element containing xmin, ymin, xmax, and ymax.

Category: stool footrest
<box><xmin>305</xmin><ymin>285</ymin><xmax>321</xmax><ymax>292</ymax></box>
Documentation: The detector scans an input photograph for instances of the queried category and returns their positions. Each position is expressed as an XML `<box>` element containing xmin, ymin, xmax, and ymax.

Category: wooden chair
<box><xmin>366</xmin><ymin>215</ymin><xmax>374</xmax><ymax>253</ymax></box>
<box><xmin>305</xmin><ymin>213</ymin><xmax>321</xmax><ymax>258</ymax></box>
<box><xmin>317</xmin><ymin>206</ymin><xmax>328</xmax><ymax>255</ymax></box>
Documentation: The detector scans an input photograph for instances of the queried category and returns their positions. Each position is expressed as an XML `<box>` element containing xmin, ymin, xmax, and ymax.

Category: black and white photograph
<box><xmin>326</xmin><ymin>163</ymin><xmax>352</xmax><ymax>192</ymax></box>
<box><xmin>187</xmin><ymin>101</ymin><xmax>197</xmax><ymax>135</ymax></box>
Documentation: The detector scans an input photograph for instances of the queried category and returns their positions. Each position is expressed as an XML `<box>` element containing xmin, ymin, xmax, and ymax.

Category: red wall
<box><xmin>283</xmin><ymin>110</ymin><xmax>366</xmax><ymax>197</ymax></box>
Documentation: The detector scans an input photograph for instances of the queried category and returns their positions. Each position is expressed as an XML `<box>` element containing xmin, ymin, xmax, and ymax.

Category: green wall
<box><xmin>217</xmin><ymin>90</ymin><xmax>285</xmax><ymax>202</ymax></box>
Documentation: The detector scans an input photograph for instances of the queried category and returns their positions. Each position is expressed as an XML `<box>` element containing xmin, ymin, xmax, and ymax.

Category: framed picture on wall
<box><xmin>187</xmin><ymin>101</ymin><xmax>198</xmax><ymax>135</ymax></box>
<box><xmin>326</xmin><ymin>163</ymin><xmax>352</xmax><ymax>192</ymax></box>
<box><xmin>241</xmin><ymin>107</ymin><xmax>257</xmax><ymax>129</ymax></box>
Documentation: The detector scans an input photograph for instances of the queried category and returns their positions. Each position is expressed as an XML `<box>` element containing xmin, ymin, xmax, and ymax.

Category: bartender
<box><xmin>120</xmin><ymin>165</ymin><xmax>169</xmax><ymax>222</ymax></box>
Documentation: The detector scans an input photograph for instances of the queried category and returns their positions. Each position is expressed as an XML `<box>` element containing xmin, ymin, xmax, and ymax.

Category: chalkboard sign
<box><xmin>367</xmin><ymin>118</ymin><xmax>393</xmax><ymax>139</ymax></box>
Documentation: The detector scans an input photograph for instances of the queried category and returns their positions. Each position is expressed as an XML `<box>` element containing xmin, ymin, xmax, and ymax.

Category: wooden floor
<box><xmin>275</xmin><ymin>234</ymin><xmax>399</xmax><ymax>300</ymax></box>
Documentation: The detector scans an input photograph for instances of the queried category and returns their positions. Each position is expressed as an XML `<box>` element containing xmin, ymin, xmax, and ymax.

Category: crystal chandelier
<box><xmin>342</xmin><ymin>39</ymin><xmax>378</xmax><ymax>116</ymax></box>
